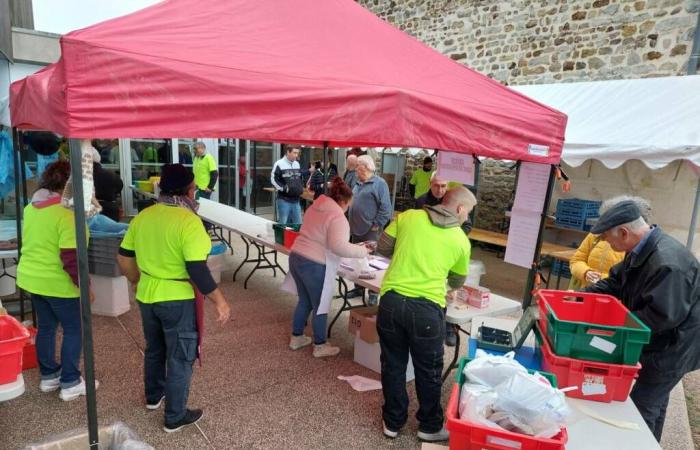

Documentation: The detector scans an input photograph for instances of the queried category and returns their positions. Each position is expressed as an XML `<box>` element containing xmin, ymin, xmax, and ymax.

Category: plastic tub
<box><xmin>273</xmin><ymin>223</ymin><xmax>301</xmax><ymax>245</ymax></box>
<box><xmin>455</xmin><ymin>355</ymin><xmax>557</xmax><ymax>387</ymax></box>
<box><xmin>537</xmin><ymin>289</ymin><xmax>650</xmax><ymax>365</ymax></box>
<box><xmin>22</xmin><ymin>326</ymin><xmax>37</xmax><ymax>370</ymax></box>
<box><xmin>446</xmin><ymin>385</ymin><xmax>567</xmax><ymax>450</ymax></box>
<box><xmin>284</xmin><ymin>228</ymin><xmax>300</xmax><ymax>249</ymax></box>
<box><xmin>0</xmin><ymin>315</ymin><xmax>30</xmax><ymax>385</ymax></box>
<box><xmin>535</xmin><ymin>324</ymin><xmax>640</xmax><ymax>403</ymax></box>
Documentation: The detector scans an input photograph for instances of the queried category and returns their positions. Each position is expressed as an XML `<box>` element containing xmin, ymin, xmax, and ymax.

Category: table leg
<box><xmin>210</xmin><ymin>225</ymin><xmax>233</xmax><ymax>254</ymax></box>
<box><xmin>441</xmin><ymin>324</ymin><xmax>470</xmax><ymax>383</ymax></box>
<box><xmin>240</xmin><ymin>240</ymin><xmax>287</xmax><ymax>289</ymax></box>
<box><xmin>233</xmin><ymin>236</ymin><xmax>252</xmax><ymax>282</ymax></box>
<box><xmin>327</xmin><ymin>277</ymin><xmax>368</xmax><ymax>338</ymax></box>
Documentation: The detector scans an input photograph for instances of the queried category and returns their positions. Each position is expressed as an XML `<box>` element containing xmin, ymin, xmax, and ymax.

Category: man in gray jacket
<box><xmin>583</xmin><ymin>199</ymin><xmax>700</xmax><ymax>442</ymax></box>
<box><xmin>348</xmin><ymin>155</ymin><xmax>393</xmax><ymax>243</ymax></box>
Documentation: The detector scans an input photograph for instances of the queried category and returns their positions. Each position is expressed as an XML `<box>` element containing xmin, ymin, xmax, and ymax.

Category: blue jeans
<box><xmin>138</xmin><ymin>300</ymin><xmax>198</xmax><ymax>424</ymax></box>
<box><xmin>377</xmin><ymin>290</ymin><xmax>445</xmax><ymax>434</ymax></box>
<box><xmin>290</xmin><ymin>252</ymin><xmax>328</xmax><ymax>344</ymax></box>
<box><xmin>31</xmin><ymin>294</ymin><xmax>82</xmax><ymax>389</ymax></box>
<box><xmin>277</xmin><ymin>198</ymin><xmax>302</xmax><ymax>225</ymax></box>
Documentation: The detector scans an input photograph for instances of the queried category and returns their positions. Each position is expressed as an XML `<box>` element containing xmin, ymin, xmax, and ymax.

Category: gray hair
<box><xmin>599</xmin><ymin>195</ymin><xmax>653</xmax><ymax>222</ymax></box>
<box><xmin>193</xmin><ymin>142</ymin><xmax>206</xmax><ymax>150</ymax></box>
<box><xmin>357</xmin><ymin>154</ymin><xmax>376</xmax><ymax>172</ymax></box>
<box><xmin>609</xmin><ymin>216</ymin><xmax>649</xmax><ymax>237</ymax></box>
<box><xmin>430</xmin><ymin>171</ymin><xmax>447</xmax><ymax>183</ymax></box>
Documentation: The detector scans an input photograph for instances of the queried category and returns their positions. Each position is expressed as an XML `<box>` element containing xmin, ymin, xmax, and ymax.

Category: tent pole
<box><xmin>11</xmin><ymin>128</ymin><xmax>28</xmax><ymax>322</ymax></box>
<box><xmin>323</xmin><ymin>141</ymin><xmax>329</xmax><ymax>193</ymax></box>
<box><xmin>687</xmin><ymin>175</ymin><xmax>700</xmax><ymax>250</ymax></box>
<box><xmin>522</xmin><ymin>164</ymin><xmax>556</xmax><ymax>310</ymax></box>
<box><xmin>68</xmin><ymin>139</ymin><xmax>99</xmax><ymax>449</ymax></box>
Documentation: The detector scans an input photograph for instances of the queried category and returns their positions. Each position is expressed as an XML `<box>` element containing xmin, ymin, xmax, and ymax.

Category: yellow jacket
<box><xmin>569</xmin><ymin>233</ymin><xmax>625</xmax><ymax>286</ymax></box>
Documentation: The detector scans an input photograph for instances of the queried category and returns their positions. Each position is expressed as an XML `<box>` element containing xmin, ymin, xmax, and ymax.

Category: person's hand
<box><xmin>204</xmin><ymin>188</ymin><xmax>212</xmax><ymax>193</ymax></box>
<box><xmin>370</xmin><ymin>224</ymin><xmax>379</xmax><ymax>232</ymax></box>
<box><xmin>585</xmin><ymin>270</ymin><xmax>601</xmax><ymax>284</ymax></box>
<box><xmin>363</xmin><ymin>241</ymin><xmax>377</xmax><ymax>252</ymax></box>
<box><xmin>215</xmin><ymin>299</ymin><xmax>231</xmax><ymax>325</ymax></box>
<box><xmin>89</xmin><ymin>290</ymin><xmax>96</xmax><ymax>304</ymax></box>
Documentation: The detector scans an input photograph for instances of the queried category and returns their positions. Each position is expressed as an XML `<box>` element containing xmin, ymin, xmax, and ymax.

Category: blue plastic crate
<box><xmin>555</xmin><ymin>215</ymin><xmax>592</xmax><ymax>231</ymax></box>
<box><xmin>556</xmin><ymin>198</ymin><xmax>601</xmax><ymax>218</ymax></box>
<box><xmin>551</xmin><ymin>259</ymin><xmax>571</xmax><ymax>278</ymax></box>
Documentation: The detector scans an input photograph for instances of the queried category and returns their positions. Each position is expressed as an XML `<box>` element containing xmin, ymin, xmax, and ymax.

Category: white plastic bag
<box><xmin>493</xmin><ymin>371</ymin><xmax>570</xmax><ymax>438</ymax></box>
<box><xmin>463</xmin><ymin>350</ymin><xmax>527</xmax><ymax>388</ymax></box>
<box><xmin>337</xmin><ymin>375</ymin><xmax>382</xmax><ymax>392</ymax></box>
<box><xmin>458</xmin><ymin>383</ymin><xmax>498</xmax><ymax>427</ymax></box>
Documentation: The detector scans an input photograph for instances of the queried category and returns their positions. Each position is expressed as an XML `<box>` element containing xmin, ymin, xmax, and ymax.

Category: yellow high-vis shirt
<box><xmin>380</xmin><ymin>209</ymin><xmax>470</xmax><ymax>307</ymax></box>
<box><xmin>193</xmin><ymin>154</ymin><xmax>217</xmax><ymax>190</ymax></box>
<box><xmin>409</xmin><ymin>168</ymin><xmax>434</xmax><ymax>199</ymax></box>
<box><xmin>120</xmin><ymin>203</ymin><xmax>211</xmax><ymax>303</ymax></box>
<box><xmin>17</xmin><ymin>203</ymin><xmax>87</xmax><ymax>298</ymax></box>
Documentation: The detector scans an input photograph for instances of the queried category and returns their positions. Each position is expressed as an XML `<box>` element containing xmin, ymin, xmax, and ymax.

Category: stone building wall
<box><xmin>358</xmin><ymin>0</ymin><xmax>699</xmax><ymax>84</ymax></box>
<box><xmin>358</xmin><ymin>0</ymin><xmax>699</xmax><ymax>229</ymax></box>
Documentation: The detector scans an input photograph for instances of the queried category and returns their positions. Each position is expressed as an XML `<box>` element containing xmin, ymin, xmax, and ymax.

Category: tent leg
<box><xmin>11</xmin><ymin>128</ymin><xmax>28</xmax><ymax>322</ymax></box>
<box><xmin>522</xmin><ymin>165</ymin><xmax>556</xmax><ymax>309</ymax></box>
<box><xmin>687</xmin><ymin>176</ymin><xmax>700</xmax><ymax>250</ymax></box>
<box><xmin>68</xmin><ymin>139</ymin><xmax>99</xmax><ymax>449</ymax></box>
<box><xmin>323</xmin><ymin>141</ymin><xmax>329</xmax><ymax>194</ymax></box>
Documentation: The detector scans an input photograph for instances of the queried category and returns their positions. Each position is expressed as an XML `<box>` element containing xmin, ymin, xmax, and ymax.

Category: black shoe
<box><xmin>163</xmin><ymin>408</ymin><xmax>204</xmax><ymax>433</ymax></box>
<box><xmin>445</xmin><ymin>327</ymin><xmax>457</xmax><ymax>347</ymax></box>
<box><xmin>345</xmin><ymin>287</ymin><xmax>365</xmax><ymax>298</ymax></box>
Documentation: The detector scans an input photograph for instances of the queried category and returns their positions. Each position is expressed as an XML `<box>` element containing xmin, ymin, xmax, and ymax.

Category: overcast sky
<box><xmin>33</xmin><ymin>0</ymin><xmax>161</xmax><ymax>34</ymax></box>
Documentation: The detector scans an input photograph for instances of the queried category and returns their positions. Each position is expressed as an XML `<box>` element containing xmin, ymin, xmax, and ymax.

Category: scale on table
<box><xmin>476</xmin><ymin>306</ymin><xmax>538</xmax><ymax>352</ymax></box>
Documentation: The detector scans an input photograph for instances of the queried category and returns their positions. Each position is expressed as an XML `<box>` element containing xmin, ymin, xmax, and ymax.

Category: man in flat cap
<box><xmin>582</xmin><ymin>198</ymin><xmax>700</xmax><ymax>441</ymax></box>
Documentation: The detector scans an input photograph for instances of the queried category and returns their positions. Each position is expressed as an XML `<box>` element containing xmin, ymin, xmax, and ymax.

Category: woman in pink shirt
<box><xmin>288</xmin><ymin>177</ymin><xmax>369</xmax><ymax>357</ymax></box>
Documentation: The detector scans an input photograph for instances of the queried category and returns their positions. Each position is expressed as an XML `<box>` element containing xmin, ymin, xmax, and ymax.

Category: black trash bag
<box><xmin>25</xmin><ymin>131</ymin><xmax>60</xmax><ymax>156</ymax></box>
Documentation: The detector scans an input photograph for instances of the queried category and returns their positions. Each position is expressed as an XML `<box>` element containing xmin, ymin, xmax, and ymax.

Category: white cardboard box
<box><xmin>91</xmin><ymin>275</ymin><xmax>130</xmax><ymax>317</ymax></box>
<box><xmin>353</xmin><ymin>332</ymin><xmax>415</xmax><ymax>382</ymax></box>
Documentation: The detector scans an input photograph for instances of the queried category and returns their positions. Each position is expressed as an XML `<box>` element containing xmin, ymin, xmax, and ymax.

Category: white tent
<box><xmin>512</xmin><ymin>76</ymin><xmax>700</xmax><ymax>254</ymax></box>
<box><xmin>512</xmin><ymin>75</ymin><xmax>700</xmax><ymax>170</ymax></box>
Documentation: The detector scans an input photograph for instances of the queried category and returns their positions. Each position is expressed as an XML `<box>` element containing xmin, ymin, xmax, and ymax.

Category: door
<box><xmin>248</xmin><ymin>141</ymin><xmax>279</xmax><ymax>215</ymax></box>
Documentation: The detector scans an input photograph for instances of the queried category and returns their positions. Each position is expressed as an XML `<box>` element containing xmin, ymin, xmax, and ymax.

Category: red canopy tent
<box><xmin>10</xmin><ymin>0</ymin><xmax>566</xmax><ymax>163</ymax></box>
<box><xmin>9</xmin><ymin>1</ymin><xmax>567</xmax><ymax>447</ymax></box>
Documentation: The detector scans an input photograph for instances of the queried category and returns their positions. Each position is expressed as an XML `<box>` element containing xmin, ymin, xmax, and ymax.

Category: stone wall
<box><xmin>358</xmin><ymin>0</ymin><xmax>700</xmax><ymax>84</ymax></box>
<box><xmin>474</xmin><ymin>160</ymin><xmax>516</xmax><ymax>230</ymax></box>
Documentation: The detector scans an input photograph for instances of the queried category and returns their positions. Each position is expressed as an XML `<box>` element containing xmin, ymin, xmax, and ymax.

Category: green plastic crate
<box><xmin>538</xmin><ymin>290</ymin><xmax>651</xmax><ymax>366</ymax></box>
<box><xmin>272</xmin><ymin>223</ymin><xmax>301</xmax><ymax>245</ymax></box>
<box><xmin>455</xmin><ymin>355</ymin><xmax>557</xmax><ymax>388</ymax></box>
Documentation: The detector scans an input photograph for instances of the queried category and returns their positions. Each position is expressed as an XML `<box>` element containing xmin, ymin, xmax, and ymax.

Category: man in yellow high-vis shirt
<box><xmin>117</xmin><ymin>163</ymin><xmax>230</xmax><ymax>433</ymax></box>
<box><xmin>192</xmin><ymin>142</ymin><xmax>218</xmax><ymax>199</ymax></box>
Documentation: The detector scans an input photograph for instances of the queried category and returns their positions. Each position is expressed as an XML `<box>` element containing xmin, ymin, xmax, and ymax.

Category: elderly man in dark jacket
<box><xmin>582</xmin><ymin>199</ymin><xmax>700</xmax><ymax>442</ymax></box>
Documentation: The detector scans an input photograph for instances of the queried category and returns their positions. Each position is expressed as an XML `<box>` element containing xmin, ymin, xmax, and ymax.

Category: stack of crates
<box><xmin>87</xmin><ymin>237</ymin><xmax>123</xmax><ymax>277</ymax></box>
<box><xmin>535</xmin><ymin>289</ymin><xmax>651</xmax><ymax>402</ymax></box>
<box><xmin>555</xmin><ymin>198</ymin><xmax>601</xmax><ymax>231</ymax></box>
<box><xmin>445</xmin><ymin>356</ymin><xmax>567</xmax><ymax>450</ymax></box>
<box><xmin>550</xmin><ymin>259</ymin><xmax>571</xmax><ymax>279</ymax></box>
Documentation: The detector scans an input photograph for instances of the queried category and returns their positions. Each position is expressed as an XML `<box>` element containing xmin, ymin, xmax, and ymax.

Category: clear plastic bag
<box><xmin>462</xmin><ymin>350</ymin><xmax>527</xmax><ymax>388</ymax></box>
<box><xmin>22</xmin><ymin>421</ymin><xmax>154</xmax><ymax>450</ymax></box>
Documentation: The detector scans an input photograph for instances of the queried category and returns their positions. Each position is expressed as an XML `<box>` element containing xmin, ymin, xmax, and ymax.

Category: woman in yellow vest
<box><xmin>17</xmin><ymin>161</ymin><xmax>96</xmax><ymax>401</ymax></box>
<box><xmin>117</xmin><ymin>163</ymin><xmax>230</xmax><ymax>433</ymax></box>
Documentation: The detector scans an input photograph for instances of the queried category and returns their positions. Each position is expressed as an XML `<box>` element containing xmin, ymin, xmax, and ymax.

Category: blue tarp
<box><xmin>0</xmin><ymin>129</ymin><xmax>34</xmax><ymax>199</ymax></box>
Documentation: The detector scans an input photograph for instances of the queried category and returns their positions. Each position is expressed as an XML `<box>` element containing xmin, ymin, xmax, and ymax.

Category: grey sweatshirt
<box><xmin>348</xmin><ymin>175</ymin><xmax>393</xmax><ymax>237</ymax></box>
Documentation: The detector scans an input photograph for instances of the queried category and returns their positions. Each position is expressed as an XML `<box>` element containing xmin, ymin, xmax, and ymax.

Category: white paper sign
<box><xmin>436</xmin><ymin>151</ymin><xmax>475</xmax><ymax>185</ymax></box>
<box><xmin>512</xmin><ymin>162</ymin><xmax>551</xmax><ymax>213</ymax></box>
<box><xmin>504</xmin><ymin>209</ymin><xmax>542</xmax><ymax>269</ymax></box>
<box><xmin>582</xmin><ymin>382</ymin><xmax>607</xmax><ymax>396</ymax></box>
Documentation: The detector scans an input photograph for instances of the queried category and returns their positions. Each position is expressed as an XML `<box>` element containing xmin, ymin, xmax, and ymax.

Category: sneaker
<box><xmin>417</xmin><ymin>426</ymin><xmax>449</xmax><ymax>442</ymax></box>
<box><xmin>383</xmin><ymin>421</ymin><xmax>398</xmax><ymax>439</ymax></box>
<box><xmin>59</xmin><ymin>378</ymin><xmax>100</xmax><ymax>402</ymax></box>
<box><xmin>39</xmin><ymin>377</ymin><xmax>60</xmax><ymax>393</ymax></box>
<box><xmin>163</xmin><ymin>408</ymin><xmax>204</xmax><ymax>433</ymax></box>
<box><xmin>289</xmin><ymin>335</ymin><xmax>313</xmax><ymax>351</ymax></box>
<box><xmin>313</xmin><ymin>342</ymin><xmax>340</xmax><ymax>358</ymax></box>
<box><xmin>146</xmin><ymin>395</ymin><xmax>165</xmax><ymax>410</ymax></box>
<box><xmin>445</xmin><ymin>326</ymin><xmax>457</xmax><ymax>347</ymax></box>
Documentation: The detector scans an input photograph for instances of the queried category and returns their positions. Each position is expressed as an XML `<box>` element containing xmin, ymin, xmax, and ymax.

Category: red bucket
<box><xmin>0</xmin><ymin>316</ymin><xmax>30</xmax><ymax>385</ymax></box>
<box><xmin>283</xmin><ymin>228</ymin><xmax>300</xmax><ymax>249</ymax></box>
<box><xmin>22</xmin><ymin>326</ymin><xmax>38</xmax><ymax>370</ymax></box>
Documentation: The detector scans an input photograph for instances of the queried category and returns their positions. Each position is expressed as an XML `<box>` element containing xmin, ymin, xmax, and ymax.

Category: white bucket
<box><xmin>466</xmin><ymin>260</ymin><xmax>485</xmax><ymax>287</ymax></box>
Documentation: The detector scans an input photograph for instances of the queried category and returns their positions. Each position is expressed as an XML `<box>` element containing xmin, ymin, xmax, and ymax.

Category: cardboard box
<box><xmin>353</xmin><ymin>332</ymin><xmax>415</xmax><ymax>382</ymax></box>
<box><xmin>464</xmin><ymin>284</ymin><xmax>491</xmax><ymax>309</ymax></box>
<box><xmin>348</xmin><ymin>306</ymin><xmax>379</xmax><ymax>344</ymax></box>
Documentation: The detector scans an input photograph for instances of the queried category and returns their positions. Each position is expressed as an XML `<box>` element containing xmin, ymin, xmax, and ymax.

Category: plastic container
<box><xmin>446</xmin><ymin>385</ymin><xmax>567</xmax><ymax>450</ymax></box>
<box><xmin>537</xmin><ymin>289</ymin><xmax>650</xmax><ymax>365</ymax></box>
<box><xmin>284</xmin><ymin>228</ymin><xmax>300</xmax><ymax>249</ymax></box>
<box><xmin>22</xmin><ymin>421</ymin><xmax>154</xmax><ymax>449</ymax></box>
<box><xmin>456</xmin><ymin>355</ymin><xmax>557</xmax><ymax>387</ymax></box>
<box><xmin>0</xmin><ymin>315</ymin><xmax>30</xmax><ymax>385</ymax></box>
<box><xmin>535</xmin><ymin>324</ymin><xmax>640</xmax><ymax>403</ymax></box>
<box><xmin>22</xmin><ymin>326</ymin><xmax>37</xmax><ymax>370</ymax></box>
<box><xmin>555</xmin><ymin>198</ymin><xmax>601</xmax><ymax>231</ymax></box>
<box><xmin>273</xmin><ymin>223</ymin><xmax>301</xmax><ymax>245</ymax></box>
<box><xmin>135</xmin><ymin>180</ymin><xmax>153</xmax><ymax>192</ymax></box>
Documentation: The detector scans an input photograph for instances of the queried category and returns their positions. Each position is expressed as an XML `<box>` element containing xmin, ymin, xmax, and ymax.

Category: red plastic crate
<box><xmin>446</xmin><ymin>385</ymin><xmax>567</xmax><ymax>450</ymax></box>
<box><xmin>284</xmin><ymin>228</ymin><xmax>300</xmax><ymax>249</ymax></box>
<box><xmin>0</xmin><ymin>315</ymin><xmax>30</xmax><ymax>385</ymax></box>
<box><xmin>536</xmin><ymin>324</ymin><xmax>640</xmax><ymax>403</ymax></box>
<box><xmin>22</xmin><ymin>326</ymin><xmax>38</xmax><ymax>370</ymax></box>
<box><xmin>536</xmin><ymin>289</ymin><xmax>650</xmax><ymax>365</ymax></box>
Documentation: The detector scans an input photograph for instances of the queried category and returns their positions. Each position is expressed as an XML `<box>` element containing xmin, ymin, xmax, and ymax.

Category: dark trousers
<box><xmin>138</xmin><ymin>300</ymin><xmax>198</xmax><ymax>424</ymax></box>
<box><xmin>31</xmin><ymin>294</ymin><xmax>82</xmax><ymax>389</ymax></box>
<box><xmin>377</xmin><ymin>290</ymin><xmax>445</xmax><ymax>433</ymax></box>
<box><xmin>629</xmin><ymin>373</ymin><xmax>684</xmax><ymax>441</ymax></box>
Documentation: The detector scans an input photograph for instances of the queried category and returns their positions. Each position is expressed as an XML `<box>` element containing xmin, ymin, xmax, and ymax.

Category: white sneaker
<box><xmin>289</xmin><ymin>335</ymin><xmax>313</xmax><ymax>350</ymax></box>
<box><xmin>313</xmin><ymin>342</ymin><xmax>340</xmax><ymax>358</ymax></box>
<box><xmin>59</xmin><ymin>378</ymin><xmax>100</xmax><ymax>402</ymax></box>
<box><xmin>417</xmin><ymin>426</ymin><xmax>449</xmax><ymax>442</ymax></box>
<box><xmin>146</xmin><ymin>395</ymin><xmax>165</xmax><ymax>410</ymax></box>
<box><xmin>39</xmin><ymin>377</ymin><xmax>60</xmax><ymax>393</ymax></box>
<box><xmin>383</xmin><ymin>421</ymin><xmax>398</xmax><ymax>438</ymax></box>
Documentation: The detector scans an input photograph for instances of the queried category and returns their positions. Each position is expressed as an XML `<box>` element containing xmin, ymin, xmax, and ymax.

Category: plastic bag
<box><xmin>494</xmin><ymin>371</ymin><xmax>570</xmax><ymax>438</ymax></box>
<box><xmin>458</xmin><ymin>383</ymin><xmax>498</xmax><ymax>426</ymax></box>
<box><xmin>462</xmin><ymin>350</ymin><xmax>527</xmax><ymax>388</ymax></box>
<box><xmin>337</xmin><ymin>375</ymin><xmax>382</xmax><ymax>392</ymax></box>
<box><xmin>22</xmin><ymin>421</ymin><xmax>154</xmax><ymax>450</ymax></box>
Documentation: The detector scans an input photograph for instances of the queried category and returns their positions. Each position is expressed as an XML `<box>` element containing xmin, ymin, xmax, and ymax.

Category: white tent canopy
<box><xmin>513</xmin><ymin>75</ymin><xmax>700</xmax><ymax>169</ymax></box>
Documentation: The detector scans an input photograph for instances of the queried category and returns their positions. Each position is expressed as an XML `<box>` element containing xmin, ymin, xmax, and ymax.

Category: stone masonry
<box><xmin>358</xmin><ymin>0</ymin><xmax>699</xmax><ymax>229</ymax></box>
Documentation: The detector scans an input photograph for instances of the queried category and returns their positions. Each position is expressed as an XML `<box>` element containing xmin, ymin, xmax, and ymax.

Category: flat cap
<box><xmin>591</xmin><ymin>200</ymin><xmax>641</xmax><ymax>234</ymax></box>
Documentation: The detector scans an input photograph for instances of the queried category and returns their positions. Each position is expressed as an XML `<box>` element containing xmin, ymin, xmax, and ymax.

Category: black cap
<box><xmin>159</xmin><ymin>163</ymin><xmax>194</xmax><ymax>194</ymax></box>
<box><xmin>423</xmin><ymin>156</ymin><xmax>433</xmax><ymax>164</ymax></box>
<box><xmin>591</xmin><ymin>200</ymin><xmax>641</xmax><ymax>234</ymax></box>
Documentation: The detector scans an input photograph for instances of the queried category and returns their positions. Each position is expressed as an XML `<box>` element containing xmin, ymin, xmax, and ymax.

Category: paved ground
<box><xmin>0</xmin><ymin>243</ymin><xmax>695</xmax><ymax>449</ymax></box>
